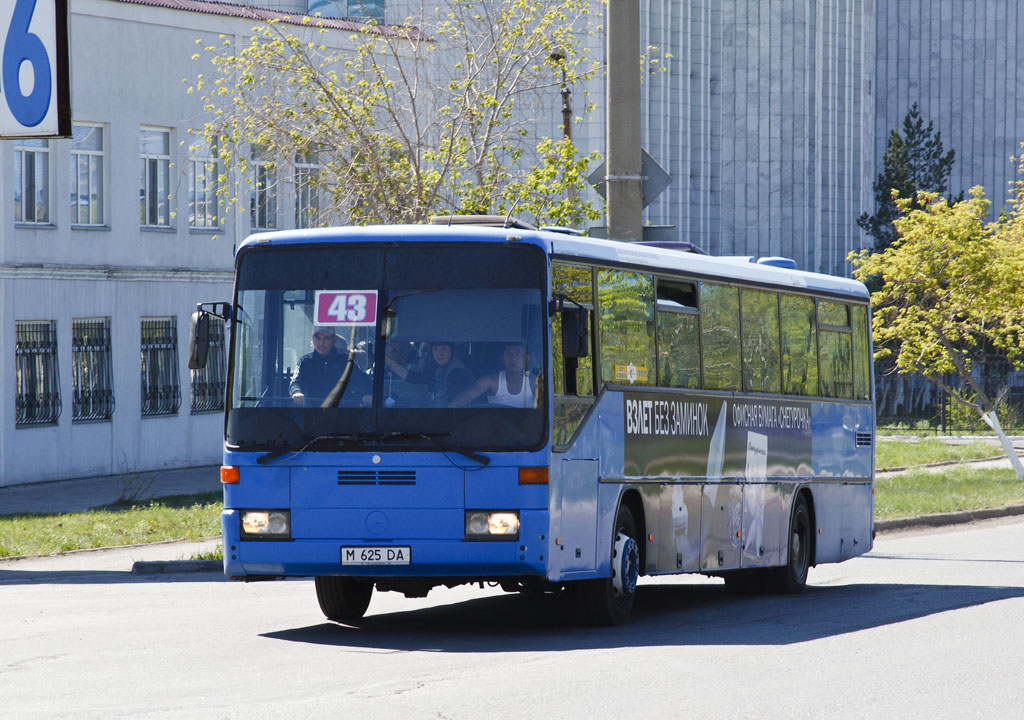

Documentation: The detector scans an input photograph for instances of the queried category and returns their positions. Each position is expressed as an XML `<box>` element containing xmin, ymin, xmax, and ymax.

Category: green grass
<box><xmin>875</xmin><ymin>466</ymin><xmax>1024</xmax><ymax>518</ymax></box>
<box><xmin>875</xmin><ymin>438</ymin><xmax>1001</xmax><ymax>470</ymax></box>
<box><xmin>0</xmin><ymin>491</ymin><xmax>222</xmax><ymax>559</ymax></box>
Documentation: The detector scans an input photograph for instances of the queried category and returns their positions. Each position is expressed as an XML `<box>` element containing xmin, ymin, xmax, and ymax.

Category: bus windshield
<box><xmin>227</xmin><ymin>243</ymin><xmax>547</xmax><ymax>452</ymax></box>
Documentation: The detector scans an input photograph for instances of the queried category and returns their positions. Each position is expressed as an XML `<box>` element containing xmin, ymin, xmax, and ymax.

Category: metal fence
<box><xmin>876</xmin><ymin>358</ymin><xmax>1024</xmax><ymax>433</ymax></box>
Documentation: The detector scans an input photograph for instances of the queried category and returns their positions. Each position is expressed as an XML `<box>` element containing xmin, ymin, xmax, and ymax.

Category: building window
<box><xmin>16</xmin><ymin>321</ymin><xmax>61</xmax><ymax>426</ymax></box>
<box><xmin>141</xmin><ymin>318</ymin><xmax>181</xmax><ymax>416</ymax></box>
<box><xmin>295</xmin><ymin>153</ymin><xmax>320</xmax><ymax>229</ymax></box>
<box><xmin>191</xmin><ymin>316</ymin><xmax>226</xmax><ymax>413</ymax></box>
<box><xmin>70</xmin><ymin>124</ymin><xmax>105</xmax><ymax>225</ymax></box>
<box><xmin>72</xmin><ymin>318</ymin><xmax>115</xmax><ymax>422</ymax></box>
<box><xmin>140</xmin><ymin>128</ymin><xmax>172</xmax><ymax>227</ymax></box>
<box><xmin>14</xmin><ymin>139</ymin><xmax>50</xmax><ymax>224</ymax></box>
<box><xmin>189</xmin><ymin>151</ymin><xmax>218</xmax><ymax>229</ymax></box>
<box><xmin>307</xmin><ymin>0</ymin><xmax>385</xmax><ymax>22</ymax></box>
<box><xmin>250</xmin><ymin>151</ymin><xmax>277</xmax><ymax>230</ymax></box>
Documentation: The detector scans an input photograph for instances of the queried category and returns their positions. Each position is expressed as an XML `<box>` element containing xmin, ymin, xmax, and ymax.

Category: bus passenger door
<box><xmin>556</xmin><ymin>458</ymin><xmax>599</xmax><ymax>572</ymax></box>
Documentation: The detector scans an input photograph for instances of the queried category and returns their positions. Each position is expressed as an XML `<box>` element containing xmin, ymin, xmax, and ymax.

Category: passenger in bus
<box><xmin>384</xmin><ymin>341</ymin><xmax>471</xmax><ymax>406</ymax></box>
<box><xmin>290</xmin><ymin>326</ymin><xmax>372</xmax><ymax>406</ymax></box>
<box><xmin>451</xmin><ymin>343</ymin><xmax>537</xmax><ymax>408</ymax></box>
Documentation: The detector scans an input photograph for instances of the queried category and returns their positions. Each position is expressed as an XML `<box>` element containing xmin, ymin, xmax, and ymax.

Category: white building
<box><xmin>0</xmin><ymin>0</ymin><xmax>371</xmax><ymax>486</ymax></box>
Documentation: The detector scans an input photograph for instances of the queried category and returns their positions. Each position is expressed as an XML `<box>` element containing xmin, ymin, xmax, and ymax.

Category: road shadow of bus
<box><xmin>261</xmin><ymin>580</ymin><xmax>1024</xmax><ymax>652</ymax></box>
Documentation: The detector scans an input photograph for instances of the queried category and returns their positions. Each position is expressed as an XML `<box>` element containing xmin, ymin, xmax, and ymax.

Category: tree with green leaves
<box><xmin>850</xmin><ymin>187</ymin><xmax>1024</xmax><ymax>478</ymax></box>
<box><xmin>857</xmin><ymin>103</ymin><xmax>958</xmax><ymax>253</ymax></box>
<box><xmin>186</xmin><ymin>1</ymin><xmax>602</xmax><ymax>229</ymax></box>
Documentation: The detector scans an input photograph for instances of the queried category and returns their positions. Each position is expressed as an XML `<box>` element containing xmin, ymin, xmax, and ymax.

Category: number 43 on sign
<box><xmin>314</xmin><ymin>290</ymin><xmax>378</xmax><ymax>327</ymax></box>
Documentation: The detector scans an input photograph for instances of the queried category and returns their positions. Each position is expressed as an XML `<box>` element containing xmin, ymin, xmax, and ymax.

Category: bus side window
<box><xmin>780</xmin><ymin>293</ymin><xmax>818</xmax><ymax>396</ymax></box>
<box><xmin>741</xmin><ymin>288</ymin><xmax>782</xmax><ymax>394</ymax></box>
<box><xmin>852</xmin><ymin>304</ymin><xmax>871</xmax><ymax>400</ymax></box>
<box><xmin>818</xmin><ymin>300</ymin><xmax>853</xmax><ymax>398</ymax></box>
<box><xmin>597</xmin><ymin>269</ymin><xmax>655</xmax><ymax>386</ymax></box>
<box><xmin>552</xmin><ymin>263</ymin><xmax>595</xmax><ymax>447</ymax></box>
<box><xmin>700</xmin><ymin>282</ymin><xmax>741</xmax><ymax>391</ymax></box>
<box><xmin>656</xmin><ymin>279</ymin><xmax>701</xmax><ymax>389</ymax></box>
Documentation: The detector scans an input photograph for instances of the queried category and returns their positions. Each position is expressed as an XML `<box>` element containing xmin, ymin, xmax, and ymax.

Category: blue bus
<box><xmin>189</xmin><ymin>219</ymin><xmax>874</xmax><ymax>626</ymax></box>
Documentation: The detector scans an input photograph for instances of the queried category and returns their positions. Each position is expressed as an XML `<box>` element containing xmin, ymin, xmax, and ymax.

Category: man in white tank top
<box><xmin>450</xmin><ymin>343</ymin><xmax>536</xmax><ymax>408</ymax></box>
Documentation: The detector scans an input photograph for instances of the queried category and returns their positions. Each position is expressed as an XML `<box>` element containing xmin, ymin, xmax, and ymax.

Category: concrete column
<box><xmin>606</xmin><ymin>0</ymin><xmax>643</xmax><ymax>242</ymax></box>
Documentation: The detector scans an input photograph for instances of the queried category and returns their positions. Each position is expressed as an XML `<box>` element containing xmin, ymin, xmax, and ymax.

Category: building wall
<box><xmin>0</xmin><ymin>0</ymin><xmax>356</xmax><ymax>486</ymax></box>
<box><xmin>875</xmin><ymin>0</ymin><xmax>1024</xmax><ymax>216</ymax></box>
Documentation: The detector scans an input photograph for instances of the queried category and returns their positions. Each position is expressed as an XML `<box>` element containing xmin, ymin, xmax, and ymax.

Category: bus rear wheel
<box><xmin>766</xmin><ymin>493</ymin><xmax>811</xmax><ymax>594</ymax></box>
<box><xmin>315</xmin><ymin>577</ymin><xmax>373</xmax><ymax>624</ymax></box>
<box><xmin>578</xmin><ymin>503</ymin><xmax>640</xmax><ymax>626</ymax></box>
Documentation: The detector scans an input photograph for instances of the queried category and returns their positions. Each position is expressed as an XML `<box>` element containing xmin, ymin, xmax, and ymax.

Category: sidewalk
<box><xmin>0</xmin><ymin>465</ymin><xmax>221</xmax><ymax>517</ymax></box>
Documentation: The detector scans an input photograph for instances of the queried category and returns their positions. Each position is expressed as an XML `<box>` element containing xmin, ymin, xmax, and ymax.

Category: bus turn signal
<box><xmin>220</xmin><ymin>466</ymin><xmax>239</xmax><ymax>484</ymax></box>
<box><xmin>518</xmin><ymin>466</ymin><xmax>549</xmax><ymax>485</ymax></box>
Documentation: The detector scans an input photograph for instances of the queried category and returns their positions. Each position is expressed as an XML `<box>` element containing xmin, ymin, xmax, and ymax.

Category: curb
<box><xmin>132</xmin><ymin>559</ymin><xmax>223</xmax><ymax>575</ymax></box>
<box><xmin>875</xmin><ymin>503</ymin><xmax>1024</xmax><ymax>532</ymax></box>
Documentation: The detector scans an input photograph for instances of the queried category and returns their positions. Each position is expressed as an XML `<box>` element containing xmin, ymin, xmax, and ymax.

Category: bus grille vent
<box><xmin>337</xmin><ymin>470</ymin><xmax>416</xmax><ymax>486</ymax></box>
<box><xmin>855</xmin><ymin>432</ymin><xmax>873</xmax><ymax>448</ymax></box>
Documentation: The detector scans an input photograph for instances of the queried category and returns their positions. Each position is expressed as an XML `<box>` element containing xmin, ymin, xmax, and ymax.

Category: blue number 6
<box><xmin>3</xmin><ymin>0</ymin><xmax>53</xmax><ymax>127</ymax></box>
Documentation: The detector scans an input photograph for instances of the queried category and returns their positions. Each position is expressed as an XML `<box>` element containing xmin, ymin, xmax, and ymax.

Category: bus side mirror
<box><xmin>188</xmin><ymin>310</ymin><xmax>211</xmax><ymax>370</ymax></box>
<box><xmin>561</xmin><ymin>307</ymin><xmax>589</xmax><ymax>359</ymax></box>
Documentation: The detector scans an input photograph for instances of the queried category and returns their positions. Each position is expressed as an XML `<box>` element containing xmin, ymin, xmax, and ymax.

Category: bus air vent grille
<box><xmin>855</xmin><ymin>433</ymin><xmax>872</xmax><ymax>448</ymax></box>
<box><xmin>337</xmin><ymin>470</ymin><xmax>417</xmax><ymax>486</ymax></box>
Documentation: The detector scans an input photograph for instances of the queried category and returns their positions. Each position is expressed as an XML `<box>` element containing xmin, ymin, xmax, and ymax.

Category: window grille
<box><xmin>72</xmin><ymin>318</ymin><xmax>115</xmax><ymax>421</ymax></box>
<box><xmin>16</xmin><ymin>321</ymin><xmax>62</xmax><ymax>426</ymax></box>
<box><xmin>141</xmin><ymin>318</ymin><xmax>181</xmax><ymax>416</ymax></box>
<box><xmin>191</xmin><ymin>316</ymin><xmax>226</xmax><ymax>413</ymax></box>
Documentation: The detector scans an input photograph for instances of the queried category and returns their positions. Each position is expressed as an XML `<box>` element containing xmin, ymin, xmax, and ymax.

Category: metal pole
<box><xmin>605</xmin><ymin>0</ymin><xmax>643</xmax><ymax>242</ymax></box>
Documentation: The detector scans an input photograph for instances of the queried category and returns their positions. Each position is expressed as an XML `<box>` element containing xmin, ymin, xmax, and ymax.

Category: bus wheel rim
<box><xmin>612</xmin><ymin>532</ymin><xmax>639</xmax><ymax>597</ymax></box>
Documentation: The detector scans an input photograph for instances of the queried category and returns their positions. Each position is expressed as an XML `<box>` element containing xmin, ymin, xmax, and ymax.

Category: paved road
<box><xmin>2</xmin><ymin>518</ymin><xmax>1023</xmax><ymax>719</ymax></box>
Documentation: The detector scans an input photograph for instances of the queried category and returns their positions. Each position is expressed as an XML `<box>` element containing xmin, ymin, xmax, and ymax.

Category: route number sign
<box><xmin>1</xmin><ymin>0</ymin><xmax>71</xmax><ymax>138</ymax></box>
<box><xmin>314</xmin><ymin>290</ymin><xmax>379</xmax><ymax>327</ymax></box>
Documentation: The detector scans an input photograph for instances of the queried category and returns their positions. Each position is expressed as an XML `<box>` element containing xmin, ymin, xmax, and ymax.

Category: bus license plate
<box><xmin>341</xmin><ymin>546</ymin><xmax>411</xmax><ymax>566</ymax></box>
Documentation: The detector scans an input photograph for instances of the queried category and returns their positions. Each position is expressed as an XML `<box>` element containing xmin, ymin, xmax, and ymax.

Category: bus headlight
<box><xmin>241</xmin><ymin>510</ymin><xmax>291</xmax><ymax>539</ymax></box>
<box><xmin>465</xmin><ymin>511</ymin><xmax>519</xmax><ymax>540</ymax></box>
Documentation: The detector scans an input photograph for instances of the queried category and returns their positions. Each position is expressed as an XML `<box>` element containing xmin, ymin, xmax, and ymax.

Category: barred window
<box><xmin>72</xmin><ymin>318</ymin><xmax>115</xmax><ymax>422</ymax></box>
<box><xmin>141</xmin><ymin>318</ymin><xmax>181</xmax><ymax>416</ymax></box>
<box><xmin>16</xmin><ymin>321</ymin><xmax>62</xmax><ymax>426</ymax></box>
<box><xmin>191</xmin><ymin>316</ymin><xmax>226</xmax><ymax>413</ymax></box>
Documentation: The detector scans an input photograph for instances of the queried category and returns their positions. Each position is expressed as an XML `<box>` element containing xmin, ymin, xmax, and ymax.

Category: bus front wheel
<box><xmin>315</xmin><ymin>576</ymin><xmax>373</xmax><ymax>624</ymax></box>
<box><xmin>577</xmin><ymin>503</ymin><xmax>640</xmax><ymax>626</ymax></box>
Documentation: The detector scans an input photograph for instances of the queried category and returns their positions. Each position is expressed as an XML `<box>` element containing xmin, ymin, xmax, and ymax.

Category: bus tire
<box><xmin>766</xmin><ymin>493</ymin><xmax>811</xmax><ymax>594</ymax></box>
<box><xmin>315</xmin><ymin>576</ymin><xmax>373</xmax><ymax>624</ymax></box>
<box><xmin>578</xmin><ymin>503</ymin><xmax>640</xmax><ymax>626</ymax></box>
